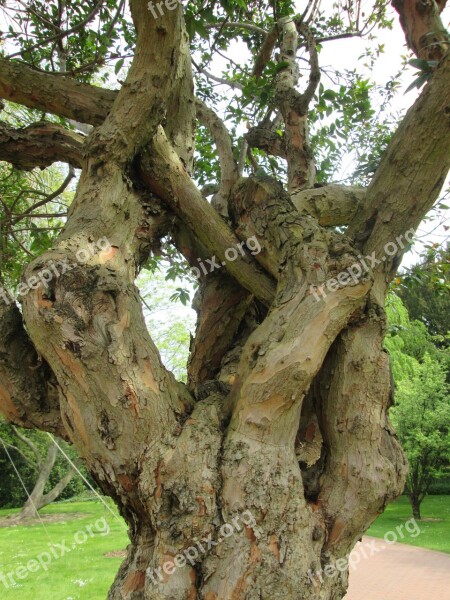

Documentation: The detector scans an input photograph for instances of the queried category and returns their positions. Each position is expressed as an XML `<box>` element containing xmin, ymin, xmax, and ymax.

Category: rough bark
<box><xmin>393</xmin><ymin>0</ymin><xmax>449</xmax><ymax>61</ymax></box>
<box><xmin>291</xmin><ymin>185</ymin><xmax>366</xmax><ymax>227</ymax></box>
<box><xmin>0</xmin><ymin>301</ymin><xmax>67</xmax><ymax>438</ymax></box>
<box><xmin>0</xmin><ymin>121</ymin><xmax>84</xmax><ymax>170</ymax></box>
<box><xmin>0</xmin><ymin>57</ymin><xmax>117</xmax><ymax>125</ymax></box>
<box><xmin>0</xmin><ymin>3</ymin><xmax>448</xmax><ymax>599</ymax></box>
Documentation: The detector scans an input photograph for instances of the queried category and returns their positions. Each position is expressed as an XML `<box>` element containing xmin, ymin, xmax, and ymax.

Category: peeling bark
<box><xmin>0</xmin><ymin>122</ymin><xmax>84</xmax><ymax>170</ymax></box>
<box><xmin>0</xmin><ymin>300</ymin><xmax>66</xmax><ymax>438</ymax></box>
<box><xmin>393</xmin><ymin>0</ymin><xmax>449</xmax><ymax>60</ymax></box>
<box><xmin>0</xmin><ymin>4</ymin><xmax>448</xmax><ymax>600</ymax></box>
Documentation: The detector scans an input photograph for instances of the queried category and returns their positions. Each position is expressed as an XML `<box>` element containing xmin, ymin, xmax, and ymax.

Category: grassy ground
<box><xmin>367</xmin><ymin>494</ymin><xmax>450</xmax><ymax>554</ymax></box>
<box><xmin>0</xmin><ymin>495</ymin><xmax>448</xmax><ymax>599</ymax></box>
<box><xmin>0</xmin><ymin>500</ymin><xmax>128</xmax><ymax>599</ymax></box>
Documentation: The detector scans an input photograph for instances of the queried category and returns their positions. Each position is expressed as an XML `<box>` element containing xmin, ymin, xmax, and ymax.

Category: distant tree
<box><xmin>0</xmin><ymin>1</ymin><xmax>449</xmax><ymax>596</ymax></box>
<box><xmin>0</xmin><ymin>420</ymin><xmax>85</xmax><ymax>520</ymax></box>
<box><xmin>139</xmin><ymin>267</ymin><xmax>195</xmax><ymax>381</ymax></box>
<box><xmin>398</xmin><ymin>243</ymin><xmax>450</xmax><ymax>344</ymax></box>
<box><xmin>386</xmin><ymin>296</ymin><xmax>450</xmax><ymax>520</ymax></box>
<box><xmin>390</xmin><ymin>355</ymin><xmax>450</xmax><ymax>519</ymax></box>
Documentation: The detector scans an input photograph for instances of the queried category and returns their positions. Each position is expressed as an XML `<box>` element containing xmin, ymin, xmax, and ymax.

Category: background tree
<box><xmin>0</xmin><ymin>419</ymin><xmax>86</xmax><ymax>518</ymax></box>
<box><xmin>386</xmin><ymin>295</ymin><xmax>450</xmax><ymax>520</ymax></box>
<box><xmin>0</xmin><ymin>1</ymin><xmax>449</xmax><ymax>599</ymax></box>
<box><xmin>398</xmin><ymin>242</ymin><xmax>450</xmax><ymax>345</ymax></box>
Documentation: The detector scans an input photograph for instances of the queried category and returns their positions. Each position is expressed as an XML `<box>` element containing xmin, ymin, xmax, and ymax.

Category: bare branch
<box><xmin>195</xmin><ymin>98</ymin><xmax>239</xmax><ymax>212</ymax></box>
<box><xmin>140</xmin><ymin>127</ymin><xmax>276</xmax><ymax>306</ymax></box>
<box><xmin>11</xmin><ymin>167</ymin><xmax>75</xmax><ymax>225</ymax></box>
<box><xmin>41</xmin><ymin>466</ymin><xmax>76</xmax><ymax>505</ymax></box>
<box><xmin>12</xmin><ymin>426</ymin><xmax>42</xmax><ymax>467</ymax></box>
<box><xmin>393</xmin><ymin>0</ymin><xmax>449</xmax><ymax>61</ymax></box>
<box><xmin>0</xmin><ymin>57</ymin><xmax>117</xmax><ymax>125</ymax></box>
<box><xmin>0</xmin><ymin>437</ymin><xmax>35</xmax><ymax>467</ymax></box>
<box><xmin>206</xmin><ymin>21</ymin><xmax>267</xmax><ymax>36</ymax></box>
<box><xmin>0</xmin><ymin>122</ymin><xmax>84</xmax><ymax>170</ymax></box>
<box><xmin>194</xmin><ymin>63</ymin><xmax>244</xmax><ymax>90</ymax></box>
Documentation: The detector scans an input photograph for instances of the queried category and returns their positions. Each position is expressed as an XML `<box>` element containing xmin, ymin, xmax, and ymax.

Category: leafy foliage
<box><xmin>386</xmin><ymin>295</ymin><xmax>450</xmax><ymax>517</ymax></box>
<box><xmin>0</xmin><ymin>420</ymin><xmax>87</xmax><ymax>508</ymax></box>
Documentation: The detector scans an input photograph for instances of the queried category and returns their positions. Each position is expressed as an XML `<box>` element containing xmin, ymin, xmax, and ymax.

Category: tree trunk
<box><xmin>0</xmin><ymin>2</ymin><xmax>449</xmax><ymax>599</ymax></box>
<box><xmin>410</xmin><ymin>497</ymin><xmax>422</xmax><ymax>521</ymax></box>
<box><xmin>9</xmin><ymin>444</ymin><xmax>75</xmax><ymax>522</ymax></box>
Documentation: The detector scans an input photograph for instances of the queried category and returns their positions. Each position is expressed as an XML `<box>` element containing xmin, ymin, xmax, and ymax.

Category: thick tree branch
<box><xmin>41</xmin><ymin>464</ymin><xmax>76</xmax><ymax>505</ymax></box>
<box><xmin>0</xmin><ymin>122</ymin><xmax>84</xmax><ymax>169</ymax></box>
<box><xmin>252</xmin><ymin>25</ymin><xmax>279</xmax><ymax>79</ymax></box>
<box><xmin>195</xmin><ymin>98</ymin><xmax>239</xmax><ymax>214</ymax></box>
<box><xmin>393</xmin><ymin>0</ymin><xmax>449</xmax><ymax>61</ymax></box>
<box><xmin>140</xmin><ymin>127</ymin><xmax>276</xmax><ymax>306</ymax></box>
<box><xmin>291</xmin><ymin>184</ymin><xmax>366</xmax><ymax>226</ymax></box>
<box><xmin>0</xmin><ymin>58</ymin><xmax>117</xmax><ymax>126</ymax></box>
<box><xmin>0</xmin><ymin>301</ymin><xmax>66</xmax><ymax>439</ymax></box>
<box><xmin>349</xmin><ymin>52</ymin><xmax>450</xmax><ymax>274</ymax></box>
<box><xmin>274</xmin><ymin>18</ymin><xmax>316</xmax><ymax>191</ymax></box>
<box><xmin>87</xmin><ymin>0</ymin><xmax>194</xmax><ymax>166</ymax></box>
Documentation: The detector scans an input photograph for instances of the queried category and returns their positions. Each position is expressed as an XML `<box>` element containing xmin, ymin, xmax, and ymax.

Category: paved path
<box><xmin>345</xmin><ymin>536</ymin><xmax>450</xmax><ymax>599</ymax></box>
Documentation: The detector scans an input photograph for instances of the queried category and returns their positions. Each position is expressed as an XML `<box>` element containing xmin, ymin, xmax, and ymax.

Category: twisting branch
<box><xmin>206</xmin><ymin>22</ymin><xmax>267</xmax><ymax>36</ymax></box>
<box><xmin>274</xmin><ymin>18</ymin><xmax>317</xmax><ymax>191</ymax></box>
<box><xmin>11</xmin><ymin>167</ymin><xmax>75</xmax><ymax>226</ymax></box>
<box><xmin>195</xmin><ymin>98</ymin><xmax>239</xmax><ymax>214</ymax></box>
<box><xmin>140</xmin><ymin>126</ymin><xmax>276</xmax><ymax>306</ymax></box>
<box><xmin>393</xmin><ymin>0</ymin><xmax>449</xmax><ymax>61</ymax></box>
<box><xmin>0</xmin><ymin>122</ymin><xmax>84</xmax><ymax>170</ymax></box>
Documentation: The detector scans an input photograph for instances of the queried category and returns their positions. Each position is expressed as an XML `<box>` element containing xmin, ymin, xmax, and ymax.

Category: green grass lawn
<box><xmin>367</xmin><ymin>494</ymin><xmax>450</xmax><ymax>554</ymax></box>
<box><xmin>0</xmin><ymin>495</ymin><xmax>448</xmax><ymax>599</ymax></box>
<box><xmin>0</xmin><ymin>500</ymin><xmax>128</xmax><ymax>599</ymax></box>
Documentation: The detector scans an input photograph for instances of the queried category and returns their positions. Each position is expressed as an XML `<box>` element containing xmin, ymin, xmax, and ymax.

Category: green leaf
<box><xmin>114</xmin><ymin>58</ymin><xmax>124</xmax><ymax>75</ymax></box>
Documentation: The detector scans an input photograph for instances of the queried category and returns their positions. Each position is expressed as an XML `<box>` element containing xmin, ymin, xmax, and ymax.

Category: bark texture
<box><xmin>0</xmin><ymin>2</ymin><xmax>449</xmax><ymax>599</ymax></box>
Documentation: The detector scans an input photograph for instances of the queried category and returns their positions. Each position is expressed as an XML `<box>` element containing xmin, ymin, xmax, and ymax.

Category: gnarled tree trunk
<box><xmin>0</xmin><ymin>1</ymin><xmax>449</xmax><ymax>598</ymax></box>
